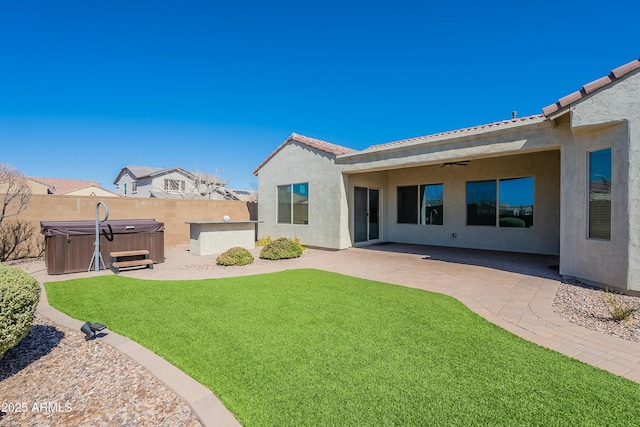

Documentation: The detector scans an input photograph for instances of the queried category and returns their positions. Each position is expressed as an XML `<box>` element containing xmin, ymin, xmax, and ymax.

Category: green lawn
<box><xmin>45</xmin><ymin>269</ymin><xmax>640</xmax><ymax>426</ymax></box>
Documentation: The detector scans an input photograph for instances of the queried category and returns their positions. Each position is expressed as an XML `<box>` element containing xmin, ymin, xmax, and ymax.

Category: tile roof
<box><xmin>542</xmin><ymin>57</ymin><xmax>640</xmax><ymax>116</ymax></box>
<box><xmin>29</xmin><ymin>177</ymin><xmax>107</xmax><ymax>195</ymax></box>
<box><xmin>364</xmin><ymin>115</ymin><xmax>545</xmax><ymax>151</ymax></box>
<box><xmin>288</xmin><ymin>133</ymin><xmax>356</xmax><ymax>156</ymax></box>
<box><xmin>253</xmin><ymin>133</ymin><xmax>355</xmax><ymax>174</ymax></box>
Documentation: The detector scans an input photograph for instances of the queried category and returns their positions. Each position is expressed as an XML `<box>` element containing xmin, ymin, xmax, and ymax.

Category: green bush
<box><xmin>260</xmin><ymin>238</ymin><xmax>303</xmax><ymax>260</ymax></box>
<box><xmin>603</xmin><ymin>290</ymin><xmax>638</xmax><ymax>322</ymax></box>
<box><xmin>292</xmin><ymin>237</ymin><xmax>306</xmax><ymax>251</ymax></box>
<box><xmin>0</xmin><ymin>263</ymin><xmax>41</xmax><ymax>357</ymax></box>
<box><xmin>256</xmin><ymin>236</ymin><xmax>273</xmax><ymax>247</ymax></box>
<box><xmin>216</xmin><ymin>247</ymin><xmax>254</xmax><ymax>266</ymax></box>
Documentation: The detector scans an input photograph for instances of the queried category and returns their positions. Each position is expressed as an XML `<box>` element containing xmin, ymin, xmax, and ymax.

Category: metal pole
<box><xmin>88</xmin><ymin>201</ymin><xmax>109</xmax><ymax>272</ymax></box>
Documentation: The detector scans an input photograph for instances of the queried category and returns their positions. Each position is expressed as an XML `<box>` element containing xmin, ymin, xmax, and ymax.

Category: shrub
<box><xmin>256</xmin><ymin>236</ymin><xmax>273</xmax><ymax>247</ymax></box>
<box><xmin>292</xmin><ymin>237</ymin><xmax>306</xmax><ymax>251</ymax></box>
<box><xmin>216</xmin><ymin>247</ymin><xmax>254</xmax><ymax>266</ymax></box>
<box><xmin>0</xmin><ymin>219</ymin><xmax>39</xmax><ymax>261</ymax></box>
<box><xmin>260</xmin><ymin>238</ymin><xmax>303</xmax><ymax>260</ymax></box>
<box><xmin>0</xmin><ymin>263</ymin><xmax>41</xmax><ymax>357</ymax></box>
<box><xmin>603</xmin><ymin>290</ymin><xmax>638</xmax><ymax>322</ymax></box>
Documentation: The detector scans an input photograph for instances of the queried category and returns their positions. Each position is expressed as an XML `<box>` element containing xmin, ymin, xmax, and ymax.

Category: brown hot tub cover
<box><xmin>41</xmin><ymin>219</ymin><xmax>164</xmax><ymax>236</ymax></box>
<box><xmin>41</xmin><ymin>219</ymin><xmax>165</xmax><ymax>275</ymax></box>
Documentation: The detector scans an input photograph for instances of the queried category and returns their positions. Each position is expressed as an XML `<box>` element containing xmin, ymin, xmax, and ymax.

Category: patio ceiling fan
<box><xmin>441</xmin><ymin>161</ymin><xmax>470</xmax><ymax>167</ymax></box>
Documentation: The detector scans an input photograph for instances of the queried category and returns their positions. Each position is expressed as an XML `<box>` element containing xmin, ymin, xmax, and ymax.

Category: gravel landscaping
<box><xmin>0</xmin><ymin>313</ymin><xmax>202</xmax><ymax>427</ymax></box>
<box><xmin>552</xmin><ymin>279</ymin><xmax>640</xmax><ymax>342</ymax></box>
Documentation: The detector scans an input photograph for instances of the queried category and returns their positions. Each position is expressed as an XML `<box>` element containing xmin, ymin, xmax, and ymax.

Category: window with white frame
<box><xmin>588</xmin><ymin>148</ymin><xmax>611</xmax><ymax>240</ymax></box>
<box><xmin>131</xmin><ymin>181</ymin><xmax>137</xmax><ymax>193</ymax></box>
<box><xmin>277</xmin><ymin>183</ymin><xmax>308</xmax><ymax>224</ymax></box>
<box><xmin>164</xmin><ymin>179</ymin><xmax>185</xmax><ymax>192</ymax></box>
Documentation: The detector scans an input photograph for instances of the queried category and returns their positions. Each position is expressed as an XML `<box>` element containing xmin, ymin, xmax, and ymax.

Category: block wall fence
<box><xmin>14</xmin><ymin>194</ymin><xmax>256</xmax><ymax>251</ymax></box>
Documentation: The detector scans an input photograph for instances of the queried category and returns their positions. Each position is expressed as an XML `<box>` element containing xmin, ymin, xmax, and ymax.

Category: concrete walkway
<box><xmin>28</xmin><ymin>243</ymin><xmax>640</xmax><ymax>426</ymax></box>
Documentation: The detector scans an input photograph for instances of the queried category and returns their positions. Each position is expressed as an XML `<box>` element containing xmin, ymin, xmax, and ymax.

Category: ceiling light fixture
<box><xmin>441</xmin><ymin>161</ymin><xmax>470</xmax><ymax>167</ymax></box>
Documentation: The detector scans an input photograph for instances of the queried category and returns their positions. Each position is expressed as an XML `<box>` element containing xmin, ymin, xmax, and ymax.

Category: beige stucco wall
<box><xmin>561</xmin><ymin>69</ymin><xmax>640</xmax><ymax>291</ymax></box>
<box><xmin>256</xmin><ymin>141</ymin><xmax>351</xmax><ymax>249</ymax></box>
<box><xmin>560</xmin><ymin>123</ymin><xmax>629</xmax><ymax>288</ymax></box>
<box><xmin>257</xmin><ymin>133</ymin><xmax>562</xmax><ymax>254</ymax></box>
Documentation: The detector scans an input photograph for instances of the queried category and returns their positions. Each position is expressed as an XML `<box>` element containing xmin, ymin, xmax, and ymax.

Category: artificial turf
<box><xmin>45</xmin><ymin>269</ymin><xmax>640</xmax><ymax>426</ymax></box>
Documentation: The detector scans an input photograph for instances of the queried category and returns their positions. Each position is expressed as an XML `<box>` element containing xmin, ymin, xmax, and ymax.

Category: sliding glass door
<box><xmin>354</xmin><ymin>187</ymin><xmax>380</xmax><ymax>244</ymax></box>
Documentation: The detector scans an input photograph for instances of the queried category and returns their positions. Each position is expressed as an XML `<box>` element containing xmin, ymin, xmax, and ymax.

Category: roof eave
<box><xmin>337</xmin><ymin>116</ymin><xmax>550</xmax><ymax>161</ymax></box>
<box><xmin>542</xmin><ymin>57</ymin><xmax>640</xmax><ymax>119</ymax></box>
<box><xmin>253</xmin><ymin>136</ymin><xmax>294</xmax><ymax>175</ymax></box>
<box><xmin>113</xmin><ymin>167</ymin><xmax>135</xmax><ymax>184</ymax></box>
<box><xmin>253</xmin><ymin>133</ymin><xmax>354</xmax><ymax>175</ymax></box>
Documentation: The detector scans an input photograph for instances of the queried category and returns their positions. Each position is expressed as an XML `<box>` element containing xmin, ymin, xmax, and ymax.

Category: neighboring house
<box><xmin>112</xmin><ymin>165</ymin><xmax>252</xmax><ymax>200</ymax></box>
<box><xmin>27</xmin><ymin>177</ymin><xmax>119</xmax><ymax>197</ymax></box>
<box><xmin>113</xmin><ymin>165</ymin><xmax>223</xmax><ymax>198</ymax></box>
<box><xmin>254</xmin><ymin>57</ymin><xmax>640</xmax><ymax>293</ymax></box>
<box><xmin>227</xmin><ymin>189</ymin><xmax>258</xmax><ymax>202</ymax></box>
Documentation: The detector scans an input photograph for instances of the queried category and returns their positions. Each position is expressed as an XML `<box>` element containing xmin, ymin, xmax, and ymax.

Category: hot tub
<box><xmin>41</xmin><ymin>219</ymin><xmax>165</xmax><ymax>275</ymax></box>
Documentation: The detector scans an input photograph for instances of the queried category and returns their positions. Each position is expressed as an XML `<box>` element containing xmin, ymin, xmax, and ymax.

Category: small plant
<box><xmin>216</xmin><ymin>247</ymin><xmax>254</xmax><ymax>266</ymax></box>
<box><xmin>603</xmin><ymin>289</ymin><xmax>638</xmax><ymax>322</ymax></box>
<box><xmin>292</xmin><ymin>237</ymin><xmax>306</xmax><ymax>251</ymax></box>
<box><xmin>260</xmin><ymin>238</ymin><xmax>303</xmax><ymax>260</ymax></box>
<box><xmin>256</xmin><ymin>236</ymin><xmax>273</xmax><ymax>247</ymax></box>
<box><xmin>0</xmin><ymin>263</ymin><xmax>41</xmax><ymax>357</ymax></box>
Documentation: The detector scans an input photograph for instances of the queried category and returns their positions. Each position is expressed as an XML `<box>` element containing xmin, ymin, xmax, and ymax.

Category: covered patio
<box><xmin>344</xmin><ymin>149</ymin><xmax>561</xmax><ymax>255</ymax></box>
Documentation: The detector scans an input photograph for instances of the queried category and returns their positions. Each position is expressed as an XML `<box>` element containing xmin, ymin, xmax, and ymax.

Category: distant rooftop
<box><xmin>28</xmin><ymin>176</ymin><xmax>112</xmax><ymax>195</ymax></box>
<box><xmin>118</xmin><ymin>165</ymin><xmax>225</xmax><ymax>185</ymax></box>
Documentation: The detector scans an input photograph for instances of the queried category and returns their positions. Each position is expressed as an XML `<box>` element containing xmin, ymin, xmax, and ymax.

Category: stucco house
<box><xmin>254</xmin><ymin>57</ymin><xmax>640</xmax><ymax>293</ymax></box>
<box><xmin>113</xmin><ymin>165</ymin><xmax>232</xmax><ymax>199</ymax></box>
<box><xmin>27</xmin><ymin>177</ymin><xmax>118</xmax><ymax>197</ymax></box>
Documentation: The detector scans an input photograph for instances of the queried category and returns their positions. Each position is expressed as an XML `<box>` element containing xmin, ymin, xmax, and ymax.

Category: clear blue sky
<box><xmin>1</xmin><ymin>1</ymin><xmax>638</xmax><ymax>191</ymax></box>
